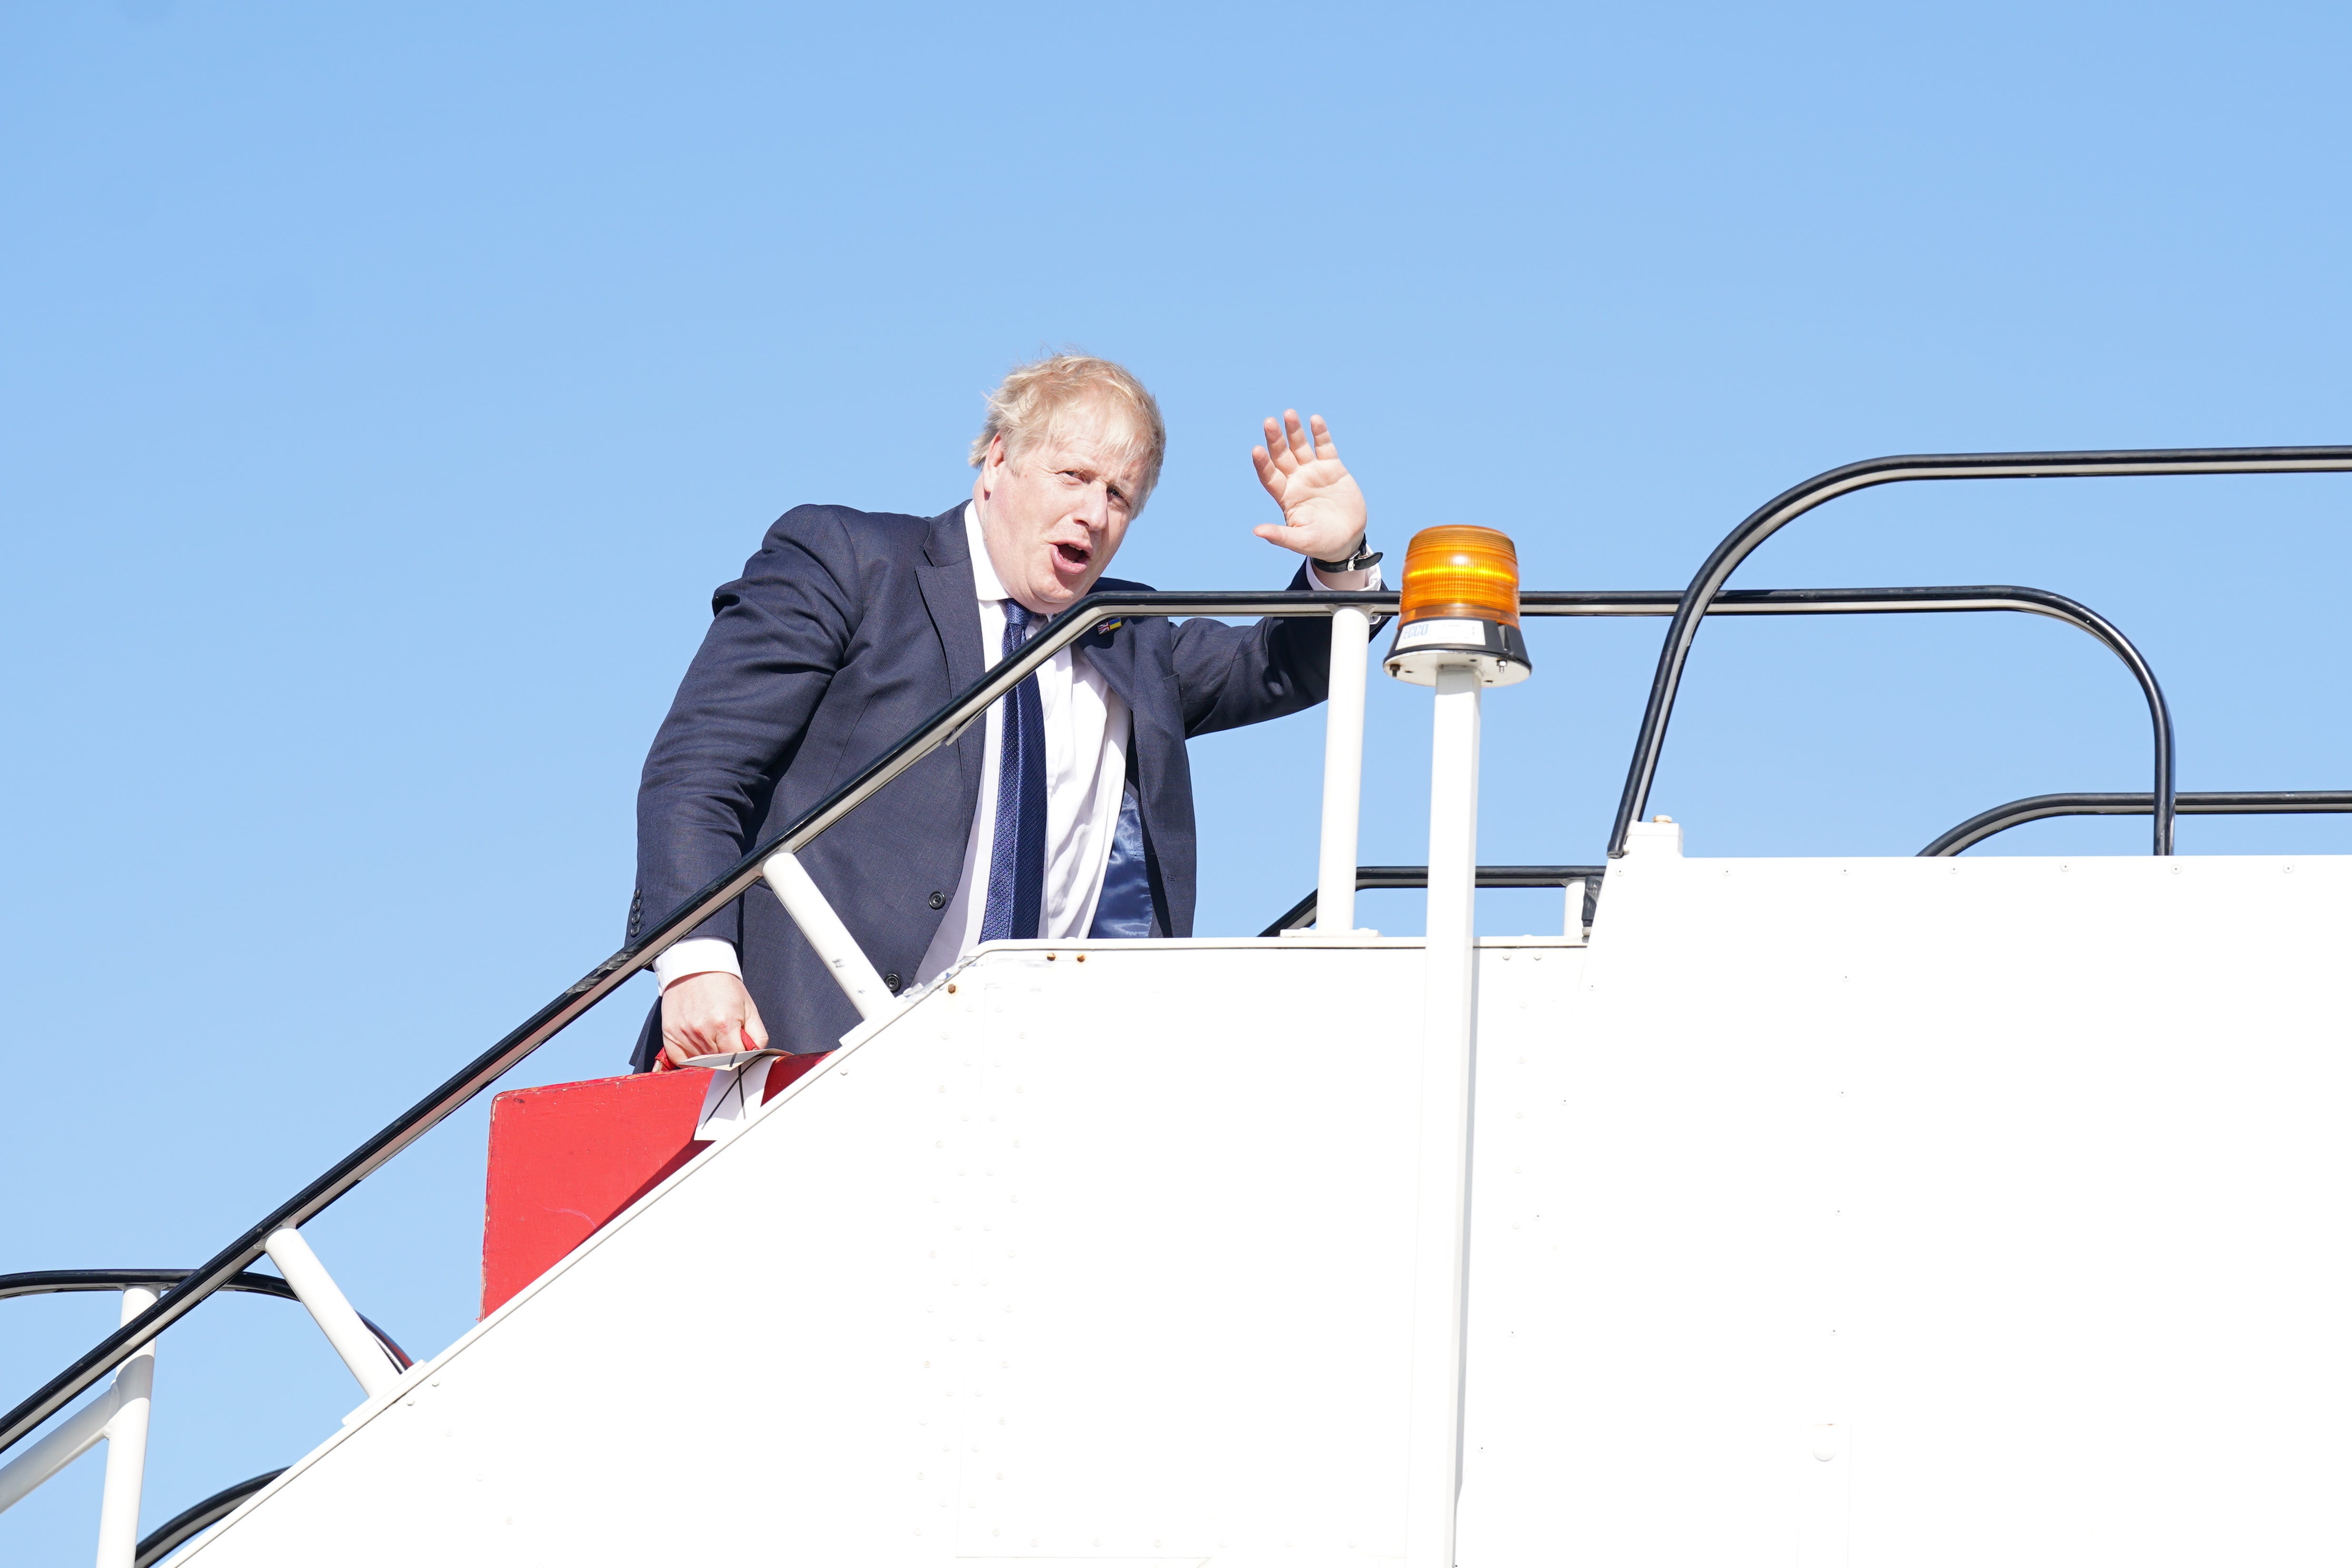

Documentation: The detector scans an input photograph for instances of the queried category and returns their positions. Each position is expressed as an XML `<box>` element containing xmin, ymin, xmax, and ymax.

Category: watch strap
<box><xmin>1313</xmin><ymin>537</ymin><xmax>1383</xmax><ymax>573</ymax></box>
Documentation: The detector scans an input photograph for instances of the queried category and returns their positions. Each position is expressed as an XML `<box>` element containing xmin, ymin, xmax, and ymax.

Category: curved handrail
<box><xmin>1606</xmin><ymin>445</ymin><xmax>2352</xmax><ymax>860</ymax></box>
<box><xmin>134</xmin><ymin>1469</ymin><xmax>284</xmax><ymax>1568</ymax></box>
<box><xmin>0</xmin><ymin>579</ymin><xmax>2174</xmax><ymax>1456</ymax></box>
<box><xmin>0</xmin><ymin>1268</ymin><xmax>411</xmax><ymax>1369</ymax></box>
<box><xmin>1921</xmin><ymin>789</ymin><xmax>2352</xmax><ymax>857</ymax></box>
<box><xmin>1536</xmin><ymin>586</ymin><xmax>2172</xmax><ymax>839</ymax></box>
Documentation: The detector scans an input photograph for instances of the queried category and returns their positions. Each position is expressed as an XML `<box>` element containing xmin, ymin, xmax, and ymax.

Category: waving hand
<box><xmin>1251</xmin><ymin>410</ymin><xmax>1368</xmax><ymax>563</ymax></box>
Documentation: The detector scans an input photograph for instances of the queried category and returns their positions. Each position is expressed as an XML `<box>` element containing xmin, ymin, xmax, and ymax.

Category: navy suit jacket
<box><xmin>629</xmin><ymin>501</ymin><xmax>1336</xmax><ymax>1065</ymax></box>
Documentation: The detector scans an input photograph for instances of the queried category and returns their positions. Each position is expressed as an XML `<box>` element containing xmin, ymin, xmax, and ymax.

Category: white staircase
<box><xmin>176</xmin><ymin>840</ymin><xmax>2352</xmax><ymax>1564</ymax></box>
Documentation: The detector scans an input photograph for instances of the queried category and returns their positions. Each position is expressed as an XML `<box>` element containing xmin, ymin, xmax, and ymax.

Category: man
<box><xmin>630</xmin><ymin>354</ymin><xmax>1381</xmax><ymax>1069</ymax></box>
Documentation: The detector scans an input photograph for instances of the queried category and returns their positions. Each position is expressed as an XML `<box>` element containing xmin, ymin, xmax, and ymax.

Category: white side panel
<box><xmin>183</xmin><ymin>941</ymin><xmax>1478</xmax><ymax>1568</ymax></box>
<box><xmin>1454</xmin><ymin>853</ymin><xmax>2352</xmax><ymax>1567</ymax></box>
<box><xmin>180</xmin><ymin>855</ymin><xmax>2352</xmax><ymax>1566</ymax></box>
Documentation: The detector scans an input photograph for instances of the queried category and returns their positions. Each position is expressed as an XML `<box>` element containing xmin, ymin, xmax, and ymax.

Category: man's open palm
<box><xmin>1252</xmin><ymin>411</ymin><xmax>1368</xmax><ymax>561</ymax></box>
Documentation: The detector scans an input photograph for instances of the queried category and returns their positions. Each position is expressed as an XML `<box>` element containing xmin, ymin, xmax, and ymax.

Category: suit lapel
<box><xmin>1076</xmin><ymin>577</ymin><xmax>1175</xmax><ymax>739</ymax></box>
<box><xmin>1076</xmin><ymin>606</ymin><xmax>1190</xmax><ymax>935</ymax></box>
<box><xmin>1083</xmin><ymin>626</ymin><xmax>1154</xmax><ymax>734</ymax></box>
<box><xmin>917</xmin><ymin>504</ymin><xmax>987</xmax><ymax>795</ymax></box>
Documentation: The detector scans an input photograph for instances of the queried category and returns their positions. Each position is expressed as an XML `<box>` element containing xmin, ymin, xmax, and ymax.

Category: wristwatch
<box><xmin>1313</xmin><ymin>536</ymin><xmax>1383</xmax><ymax>574</ymax></box>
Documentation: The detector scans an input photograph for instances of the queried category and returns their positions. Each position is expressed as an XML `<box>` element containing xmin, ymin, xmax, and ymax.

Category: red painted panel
<box><xmin>480</xmin><ymin>1071</ymin><xmax>709</xmax><ymax>1318</ymax></box>
<box><xmin>479</xmin><ymin>1054</ymin><xmax>831</xmax><ymax>1318</ymax></box>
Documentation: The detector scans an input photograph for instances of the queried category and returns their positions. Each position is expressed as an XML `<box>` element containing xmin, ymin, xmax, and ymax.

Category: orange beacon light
<box><xmin>1382</xmin><ymin>525</ymin><xmax>1533</xmax><ymax>686</ymax></box>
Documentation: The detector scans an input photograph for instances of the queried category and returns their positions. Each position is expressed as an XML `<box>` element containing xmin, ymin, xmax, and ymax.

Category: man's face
<box><xmin>973</xmin><ymin>410</ymin><xmax>1148</xmax><ymax>616</ymax></box>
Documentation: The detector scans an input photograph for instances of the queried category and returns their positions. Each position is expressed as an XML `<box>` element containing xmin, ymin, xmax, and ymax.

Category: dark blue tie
<box><xmin>980</xmin><ymin>602</ymin><xmax>1048</xmax><ymax>941</ymax></box>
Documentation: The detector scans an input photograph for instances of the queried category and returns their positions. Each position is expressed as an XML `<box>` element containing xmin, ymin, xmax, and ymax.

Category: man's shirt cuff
<box><xmin>1307</xmin><ymin>559</ymin><xmax>1386</xmax><ymax>592</ymax></box>
<box><xmin>653</xmin><ymin>938</ymin><xmax>742</xmax><ymax>991</ymax></box>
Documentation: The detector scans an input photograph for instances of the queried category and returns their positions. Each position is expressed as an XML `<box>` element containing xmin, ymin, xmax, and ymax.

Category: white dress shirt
<box><xmin>655</xmin><ymin>504</ymin><xmax>1379</xmax><ymax>992</ymax></box>
<box><xmin>911</xmin><ymin>503</ymin><xmax>1133</xmax><ymax>983</ymax></box>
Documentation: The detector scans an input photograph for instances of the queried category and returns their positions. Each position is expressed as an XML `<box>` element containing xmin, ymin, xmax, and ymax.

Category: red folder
<box><xmin>479</xmin><ymin>1054</ymin><xmax>828</xmax><ymax>1317</ymax></box>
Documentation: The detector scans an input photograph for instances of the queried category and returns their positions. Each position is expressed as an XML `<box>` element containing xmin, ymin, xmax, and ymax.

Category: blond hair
<box><xmin>969</xmin><ymin>354</ymin><xmax>1166</xmax><ymax>510</ymax></box>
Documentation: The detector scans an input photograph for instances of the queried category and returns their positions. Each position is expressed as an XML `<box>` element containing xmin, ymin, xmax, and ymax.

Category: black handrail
<box><xmin>1262</xmin><ymin>586</ymin><xmax>2161</xmax><ymax>931</ymax></box>
<box><xmin>0</xmin><ymin>592</ymin><xmax>1365</xmax><ymax>1457</ymax></box>
<box><xmin>1921</xmin><ymin>790</ymin><xmax>2352</xmax><ymax>857</ymax></box>
<box><xmin>0</xmin><ymin>579</ymin><xmax>2174</xmax><ymax>1457</ymax></box>
<box><xmin>0</xmin><ymin>1268</ymin><xmax>411</xmax><ymax>1369</ymax></box>
<box><xmin>1535</xmin><ymin>586</ymin><xmax>2171</xmax><ymax>844</ymax></box>
<box><xmin>1606</xmin><ymin>445</ymin><xmax>2352</xmax><ymax>861</ymax></box>
<box><xmin>1260</xmin><ymin>865</ymin><xmax>1606</xmax><ymax>937</ymax></box>
<box><xmin>134</xmin><ymin>1469</ymin><xmax>284</xmax><ymax>1568</ymax></box>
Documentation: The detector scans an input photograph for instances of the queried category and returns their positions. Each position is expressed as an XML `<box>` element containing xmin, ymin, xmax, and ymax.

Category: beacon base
<box><xmin>1383</xmin><ymin>617</ymin><xmax>1533</xmax><ymax>686</ymax></box>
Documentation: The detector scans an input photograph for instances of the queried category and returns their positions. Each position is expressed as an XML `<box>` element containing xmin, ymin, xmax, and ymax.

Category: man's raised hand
<box><xmin>1251</xmin><ymin>411</ymin><xmax>1368</xmax><ymax>564</ymax></box>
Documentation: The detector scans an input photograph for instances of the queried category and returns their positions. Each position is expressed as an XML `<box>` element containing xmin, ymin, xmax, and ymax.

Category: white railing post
<box><xmin>1405</xmin><ymin>658</ymin><xmax>1482</xmax><ymax>1568</ymax></box>
<box><xmin>91</xmin><ymin>1287</ymin><xmax>156</xmax><ymax>1568</ymax></box>
<box><xmin>0</xmin><ymin>1385</ymin><xmax>120</xmax><ymax>1517</ymax></box>
<box><xmin>264</xmin><ymin>1228</ymin><xmax>399</xmax><ymax>1400</ymax></box>
<box><xmin>1314</xmin><ymin>606</ymin><xmax>1372</xmax><ymax>933</ymax></box>
<box><xmin>762</xmin><ymin>849</ymin><xmax>898</xmax><ymax>1019</ymax></box>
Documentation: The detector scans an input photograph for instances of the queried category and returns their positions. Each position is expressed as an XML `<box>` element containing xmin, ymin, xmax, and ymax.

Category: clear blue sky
<box><xmin>6</xmin><ymin>0</ymin><xmax>2350</xmax><ymax>1554</ymax></box>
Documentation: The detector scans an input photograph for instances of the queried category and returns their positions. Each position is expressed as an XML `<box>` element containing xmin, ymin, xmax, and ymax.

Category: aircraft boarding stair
<box><xmin>11</xmin><ymin>443</ymin><xmax>2352</xmax><ymax>1567</ymax></box>
<box><xmin>179</xmin><ymin>836</ymin><xmax>2352</xmax><ymax>1564</ymax></box>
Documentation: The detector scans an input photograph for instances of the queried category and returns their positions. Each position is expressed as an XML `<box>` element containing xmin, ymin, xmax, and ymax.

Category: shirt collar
<box><xmin>962</xmin><ymin>501</ymin><xmax>1010</xmax><ymax>604</ymax></box>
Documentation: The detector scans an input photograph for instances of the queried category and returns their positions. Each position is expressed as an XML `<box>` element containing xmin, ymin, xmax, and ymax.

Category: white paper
<box><xmin>686</xmin><ymin>1051</ymin><xmax>784</xmax><ymax>1143</ymax></box>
